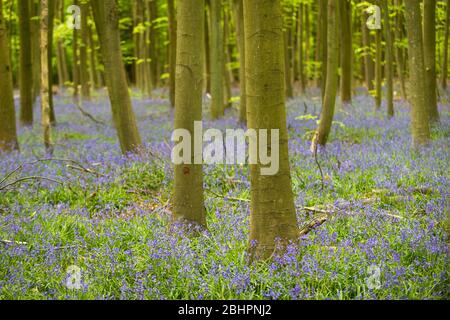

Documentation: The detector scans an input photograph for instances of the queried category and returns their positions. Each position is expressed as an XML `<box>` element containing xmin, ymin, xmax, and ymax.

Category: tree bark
<box><xmin>168</xmin><ymin>0</ymin><xmax>177</xmax><ymax>107</ymax></box>
<box><xmin>232</xmin><ymin>0</ymin><xmax>246</xmax><ymax>123</ymax></box>
<box><xmin>173</xmin><ymin>0</ymin><xmax>206</xmax><ymax>228</ymax></box>
<box><xmin>339</xmin><ymin>0</ymin><xmax>352</xmax><ymax>104</ymax></box>
<box><xmin>315</xmin><ymin>0</ymin><xmax>339</xmax><ymax>146</ymax></box>
<box><xmin>244</xmin><ymin>0</ymin><xmax>299</xmax><ymax>261</ymax></box>
<box><xmin>404</xmin><ymin>0</ymin><xmax>430</xmax><ymax>147</ymax></box>
<box><xmin>210</xmin><ymin>0</ymin><xmax>224</xmax><ymax>119</ymax></box>
<box><xmin>91</xmin><ymin>0</ymin><xmax>142</xmax><ymax>154</ymax></box>
<box><xmin>40</xmin><ymin>0</ymin><xmax>53</xmax><ymax>155</ymax></box>
<box><xmin>0</xmin><ymin>0</ymin><xmax>19</xmax><ymax>151</ymax></box>
<box><xmin>18</xmin><ymin>0</ymin><xmax>33</xmax><ymax>126</ymax></box>
<box><xmin>382</xmin><ymin>0</ymin><xmax>394</xmax><ymax>118</ymax></box>
<box><xmin>423</xmin><ymin>0</ymin><xmax>439</xmax><ymax>122</ymax></box>
<box><xmin>441</xmin><ymin>0</ymin><xmax>449</xmax><ymax>90</ymax></box>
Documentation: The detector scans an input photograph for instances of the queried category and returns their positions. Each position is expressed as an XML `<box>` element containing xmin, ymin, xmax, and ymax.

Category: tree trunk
<box><xmin>18</xmin><ymin>0</ymin><xmax>33</xmax><ymax>126</ymax></box>
<box><xmin>91</xmin><ymin>0</ymin><xmax>142</xmax><ymax>154</ymax></box>
<box><xmin>375</xmin><ymin>28</ymin><xmax>382</xmax><ymax>109</ymax></box>
<box><xmin>298</xmin><ymin>4</ymin><xmax>306</xmax><ymax>94</ymax></box>
<box><xmin>339</xmin><ymin>0</ymin><xmax>352</xmax><ymax>104</ymax></box>
<box><xmin>361</xmin><ymin>7</ymin><xmax>374</xmax><ymax>91</ymax></box>
<box><xmin>210</xmin><ymin>0</ymin><xmax>224</xmax><ymax>119</ymax></box>
<box><xmin>79</xmin><ymin>2</ymin><xmax>91</xmax><ymax>100</ymax></box>
<box><xmin>404</xmin><ymin>0</ymin><xmax>430</xmax><ymax>147</ymax></box>
<box><xmin>0</xmin><ymin>0</ymin><xmax>19</xmax><ymax>151</ymax></box>
<box><xmin>40</xmin><ymin>0</ymin><xmax>53</xmax><ymax>155</ymax></box>
<box><xmin>232</xmin><ymin>0</ymin><xmax>246</xmax><ymax>123</ymax></box>
<box><xmin>394</xmin><ymin>0</ymin><xmax>407</xmax><ymax>100</ymax></box>
<box><xmin>168</xmin><ymin>0</ymin><xmax>176</xmax><ymax>107</ymax></box>
<box><xmin>72</xmin><ymin>0</ymin><xmax>80</xmax><ymax>100</ymax></box>
<box><xmin>173</xmin><ymin>0</ymin><xmax>206</xmax><ymax>228</ymax></box>
<box><xmin>31</xmin><ymin>1</ymin><xmax>41</xmax><ymax>104</ymax></box>
<box><xmin>148</xmin><ymin>0</ymin><xmax>158</xmax><ymax>89</ymax></box>
<box><xmin>441</xmin><ymin>0</ymin><xmax>449</xmax><ymax>90</ymax></box>
<box><xmin>382</xmin><ymin>0</ymin><xmax>394</xmax><ymax>118</ymax></box>
<box><xmin>244</xmin><ymin>0</ymin><xmax>299</xmax><ymax>261</ymax></box>
<box><xmin>423</xmin><ymin>0</ymin><xmax>439</xmax><ymax>122</ymax></box>
<box><xmin>315</xmin><ymin>0</ymin><xmax>339</xmax><ymax>146</ymax></box>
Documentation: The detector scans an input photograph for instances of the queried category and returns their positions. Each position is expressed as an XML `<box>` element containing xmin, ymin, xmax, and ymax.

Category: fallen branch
<box><xmin>0</xmin><ymin>176</ymin><xmax>63</xmax><ymax>192</ymax></box>
<box><xmin>75</xmin><ymin>101</ymin><xmax>106</xmax><ymax>125</ymax></box>
<box><xmin>206</xmin><ymin>189</ymin><xmax>250</xmax><ymax>203</ymax></box>
<box><xmin>299</xmin><ymin>214</ymin><xmax>328</xmax><ymax>236</ymax></box>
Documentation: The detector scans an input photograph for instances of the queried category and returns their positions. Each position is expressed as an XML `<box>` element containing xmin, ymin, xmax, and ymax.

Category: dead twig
<box><xmin>299</xmin><ymin>214</ymin><xmax>328</xmax><ymax>236</ymax></box>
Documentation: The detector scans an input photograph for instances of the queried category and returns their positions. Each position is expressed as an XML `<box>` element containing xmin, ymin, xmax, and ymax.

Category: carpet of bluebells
<box><xmin>0</xmin><ymin>88</ymin><xmax>449</xmax><ymax>300</ymax></box>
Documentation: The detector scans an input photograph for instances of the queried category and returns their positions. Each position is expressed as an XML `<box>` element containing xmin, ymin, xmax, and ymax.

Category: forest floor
<box><xmin>0</xmin><ymin>89</ymin><xmax>449</xmax><ymax>299</ymax></box>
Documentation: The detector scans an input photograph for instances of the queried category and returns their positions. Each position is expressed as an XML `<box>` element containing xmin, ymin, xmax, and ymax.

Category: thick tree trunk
<box><xmin>315</xmin><ymin>0</ymin><xmax>339</xmax><ymax>146</ymax></box>
<box><xmin>339</xmin><ymin>0</ymin><xmax>352</xmax><ymax>104</ymax></box>
<box><xmin>18</xmin><ymin>0</ymin><xmax>33</xmax><ymax>126</ymax></box>
<box><xmin>91</xmin><ymin>0</ymin><xmax>142</xmax><ymax>154</ymax></box>
<box><xmin>0</xmin><ymin>0</ymin><xmax>19</xmax><ymax>151</ymax></box>
<box><xmin>168</xmin><ymin>0</ymin><xmax>176</xmax><ymax>107</ymax></box>
<box><xmin>40</xmin><ymin>0</ymin><xmax>53</xmax><ymax>155</ymax></box>
<box><xmin>173</xmin><ymin>0</ymin><xmax>206</xmax><ymax>228</ymax></box>
<box><xmin>244</xmin><ymin>0</ymin><xmax>299</xmax><ymax>261</ymax></box>
<box><xmin>423</xmin><ymin>0</ymin><xmax>439</xmax><ymax>122</ymax></box>
<box><xmin>210</xmin><ymin>0</ymin><xmax>224</xmax><ymax>119</ymax></box>
<box><xmin>232</xmin><ymin>0</ymin><xmax>246</xmax><ymax>123</ymax></box>
<box><xmin>404</xmin><ymin>0</ymin><xmax>430</xmax><ymax>147</ymax></box>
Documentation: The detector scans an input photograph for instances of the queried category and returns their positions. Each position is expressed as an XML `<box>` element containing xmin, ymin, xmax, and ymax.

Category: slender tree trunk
<box><xmin>47</xmin><ymin>0</ymin><xmax>56</xmax><ymax>124</ymax></box>
<box><xmin>40</xmin><ymin>0</ymin><xmax>53</xmax><ymax>155</ymax></box>
<box><xmin>87</xmin><ymin>13</ymin><xmax>99</xmax><ymax>89</ymax></box>
<box><xmin>404</xmin><ymin>0</ymin><xmax>430</xmax><ymax>147</ymax></box>
<box><xmin>423</xmin><ymin>0</ymin><xmax>439</xmax><ymax>122</ymax></box>
<box><xmin>394</xmin><ymin>0</ymin><xmax>407</xmax><ymax>100</ymax></box>
<box><xmin>244</xmin><ymin>0</ymin><xmax>299</xmax><ymax>261</ymax></box>
<box><xmin>79</xmin><ymin>2</ymin><xmax>91</xmax><ymax>100</ymax></box>
<box><xmin>91</xmin><ymin>0</ymin><xmax>142</xmax><ymax>154</ymax></box>
<box><xmin>382</xmin><ymin>0</ymin><xmax>394</xmax><ymax>118</ymax></box>
<box><xmin>18</xmin><ymin>0</ymin><xmax>33</xmax><ymax>126</ymax></box>
<box><xmin>361</xmin><ymin>8</ymin><xmax>374</xmax><ymax>91</ymax></box>
<box><xmin>173</xmin><ymin>0</ymin><xmax>206</xmax><ymax>228</ymax></box>
<box><xmin>31</xmin><ymin>1</ymin><xmax>41</xmax><ymax>103</ymax></box>
<box><xmin>0</xmin><ymin>0</ymin><xmax>19</xmax><ymax>151</ymax></box>
<box><xmin>315</xmin><ymin>0</ymin><xmax>339</xmax><ymax>146</ymax></box>
<box><xmin>284</xmin><ymin>24</ymin><xmax>294</xmax><ymax>99</ymax></box>
<box><xmin>210</xmin><ymin>0</ymin><xmax>224</xmax><ymax>119</ymax></box>
<box><xmin>339</xmin><ymin>0</ymin><xmax>352</xmax><ymax>104</ymax></box>
<box><xmin>168</xmin><ymin>0</ymin><xmax>176</xmax><ymax>107</ymax></box>
<box><xmin>319</xmin><ymin>0</ymin><xmax>328</xmax><ymax>95</ymax></box>
<box><xmin>304</xmin><ymin>2</ymin><xmax>310</xmax><ymax>88</ymax></box>
<box><xmin>233</xmin><ymin>0</ymin><xmax>246</xmax><ymax>123</ymax></box>
<box><xmin>73</xmin><ymin>0</ymin><xmax>80</xmax><ymax>99</ymax></box>
<box><xmin>375</xmin><ymin>28</ymin><xmax>382</xmax><ymax>109</ymax></box>
<box><xmin>298</xmin><ymin>4</ymin><xmax>306</xmax><ymax>94</ymax></box>
<box><xmin>441</xmin><ymin>0</ymin><xmax>449</xmax><ymax>90</ymax></box>
<box><xmin>223</xmin><ymin>7</ymin><xmax>232</xmax><ymax>108</ymax></box>
<box><xmin>148</xmin><ymin>0</ymin><xmax>158</xmax><ymax>88</ymax></box>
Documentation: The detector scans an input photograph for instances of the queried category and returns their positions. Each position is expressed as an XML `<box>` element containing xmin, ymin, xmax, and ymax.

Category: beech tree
<box><xmin>210</xmin><ymin>0</ymin><xmax>225</xmax><ymax>119</ymax></box>
<box><xmin>173</xmin><ymin>0</ymin><xmax>206</xmax><ymax>228</ymax></box>
<box><xmin>313</xmin><ymin>0</ymin><xmax>339</xmax><ymax>147</ymax></box>
<box><xmin>404</xmin><ymin>0</ymin><xmax>430</xmax><ymax>147</ymax></box>
<box><xmin>423</xmin><ymin>0</ymin><xmax>439</xmax><ymax>123</ymax></box>
<box><xmin>91</xmin><ymin>0</ymin><xmax>142</xmax><ymax>154</ymax></box>
<box><xmin>244</xmin><ymin>0</ymin><xmax>299</xmax><ymax>260</ymax></box>
<box><xmin>18</xmin><ymin>0</ymin><xmax>33</xmax><ymax>126</ymax></box>
<box><xmin>40</xmin><ymin>0</ymin><xmax>53</xmax><ymax>154</ymax></box>
<box><xmin>0</xmin><ymin>0</ymin><xmax>19</xmax><ymax>151</ymax></box>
